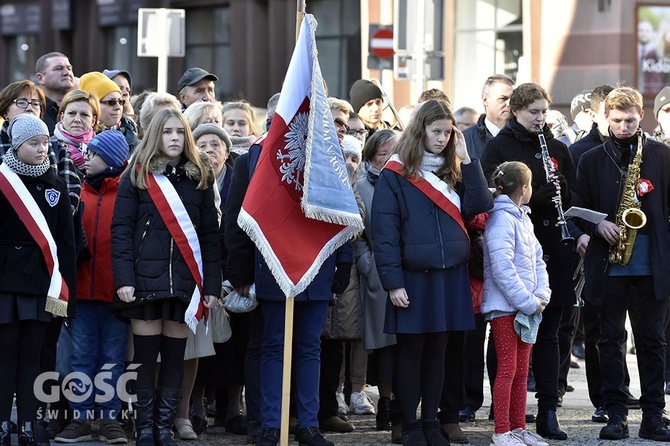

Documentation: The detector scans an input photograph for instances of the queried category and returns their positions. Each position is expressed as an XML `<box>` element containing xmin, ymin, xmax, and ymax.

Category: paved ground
<box><xmin>13</xmin><ymin>349</ymin><xmax>669</xmax><ymax>445</ymax></box>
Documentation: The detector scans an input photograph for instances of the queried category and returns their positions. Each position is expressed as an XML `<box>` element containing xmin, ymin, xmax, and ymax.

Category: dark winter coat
<box><xmin>463</xmin><ymin>114</ymin><xmax>494</xmax><ymax>160</ymax></box>
<box><xmin>569</xmin><ymin>123</ymin><xmax>607</xmax><ymax>169</ymax></box>
<box><xmin>481</xmin><ymin>118</ymin><xmax>581</xmax><ymax>307</ymax></box>
<box><xmin>575</xmin><ymin>136</ymin><xmax>670</xmax><ymax>304</ymax></box>
<box><xmin>111</xmin><ymin>153</ymin><xmax>221</xmax><ymax>306</ymax></box>
<box><xmin>372</xmin><ymin>160</ymin><xmax>493</xmax><ymax>291</ymax></box>
<box><xmin>0</xmin><ymin>168</ymin><xmax>77</xmax><ymax>317</ymax></box>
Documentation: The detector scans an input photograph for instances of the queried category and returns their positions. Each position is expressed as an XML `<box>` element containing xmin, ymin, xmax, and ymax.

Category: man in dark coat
<box><xmin>463</xmin><ymin>74</ymin><xmax>515</xmax><ymax>161</ymax></box>
<box><xmin>224</xmin><ymin>106</ymin><xmax>352</xmax><ymax>446</ymax></box>
<box><xmin>568</xmin><ymin>84</ymin><xmax>638</xmax><ymax>424</ymax></box>
<box><xmin>35</xmin><ymin>52</ymin><xmax>75</xmax><ymax>135</ymax></box>
<box><xmin>458</xmin><ymin>74</ymin><xmax>515</xmax><ymax>424</ymax></box>
<box><xmin>575</xmin><ymin>86</ymin><xmax>670</xmax><ymax>442</ymax></box>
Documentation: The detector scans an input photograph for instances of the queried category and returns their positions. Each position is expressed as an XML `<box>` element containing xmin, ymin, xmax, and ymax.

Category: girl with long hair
<box><xmin>372</xmin><ymin>100</ymin><xmax>492</xmax><ymax>445</ymax></box>
<box><xmin>111</xmin><ymin>108</ymin><xmax>220</xmax><ymax>446</ymax></box>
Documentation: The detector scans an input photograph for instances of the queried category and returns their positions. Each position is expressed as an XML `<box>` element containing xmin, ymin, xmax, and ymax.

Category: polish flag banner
<box><xmin>238</xmin><ymin>14</ymin><xmax>363</xmax><ymax>298</ymax></box>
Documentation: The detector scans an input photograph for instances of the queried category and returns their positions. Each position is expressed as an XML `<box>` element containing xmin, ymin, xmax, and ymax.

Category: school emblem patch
<box><xmin>45</xmin><ymin>189</ymin><xmax>60</xmax><ymax>207</ymax></box>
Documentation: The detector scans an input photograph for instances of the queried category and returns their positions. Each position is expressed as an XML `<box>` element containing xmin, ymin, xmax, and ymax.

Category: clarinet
<box><xmin>536</xmin><ymin>125</ymin><xmax>574</xmax><ymax>245</ymax></box>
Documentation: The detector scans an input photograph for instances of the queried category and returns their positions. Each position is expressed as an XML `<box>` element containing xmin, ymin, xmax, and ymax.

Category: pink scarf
<box><xmin>54</xmin><ymin>122</ymin><xmax>95</xmax><ymax>169</ymax></box>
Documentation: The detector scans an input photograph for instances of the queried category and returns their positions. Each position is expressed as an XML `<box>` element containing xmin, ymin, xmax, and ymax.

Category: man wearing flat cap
<box><xmin>178</xmin><ymin>67</ymin><xmax>218</xmax><ymax>109</ymax></box>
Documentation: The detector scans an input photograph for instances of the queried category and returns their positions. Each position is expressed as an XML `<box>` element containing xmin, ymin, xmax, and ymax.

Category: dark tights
<box><xmin>0</xmin><ymin>320</ymin><xmax>49</xmax><ymax>420</ymax></box>
<box><xmin>133</xmin><ymin>334</ymin><xmax>187</xmax><ymax>390</ymax></box>
<box><xmin>396</xmin><ymin>332</ymin><xmax>449</xmax><ymax>421</ymax></box>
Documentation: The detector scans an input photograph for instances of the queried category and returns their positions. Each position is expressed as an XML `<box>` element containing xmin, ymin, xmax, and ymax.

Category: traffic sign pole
<box><xmin>414</xmin><ymin>0</ymin><xmax>426</xmax><ymax>99</ymax></box>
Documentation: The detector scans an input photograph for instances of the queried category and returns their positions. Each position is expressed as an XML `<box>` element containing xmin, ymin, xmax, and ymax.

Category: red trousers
<box><xmin>491</xmin><ymin>314</ymin><xmax>532</xmax><ymax>434</ymax></box>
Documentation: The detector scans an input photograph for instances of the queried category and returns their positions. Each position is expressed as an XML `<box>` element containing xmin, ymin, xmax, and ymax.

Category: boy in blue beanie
<box><xmin>55</xmin><ymin>130</ymin><xmax>130</xmax><ymax>444</ymax></box>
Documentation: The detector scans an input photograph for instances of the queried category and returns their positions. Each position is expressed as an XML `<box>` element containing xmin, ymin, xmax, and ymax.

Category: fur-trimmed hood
<box><xmin>147</xmin><ymin>152</ymin><xmax>213</xmax><ymax>184</ymax></box>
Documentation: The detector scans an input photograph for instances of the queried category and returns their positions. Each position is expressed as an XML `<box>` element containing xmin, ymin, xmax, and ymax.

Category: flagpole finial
<box><xmin>296</xmin><ymin>0</ymin><xmax>306</xmax><ymax>42</ymax></box>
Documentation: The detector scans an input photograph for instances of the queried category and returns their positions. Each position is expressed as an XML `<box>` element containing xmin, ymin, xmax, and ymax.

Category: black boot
<box><xmin>402</xmin><ymin>420</ymin><xmax>427</xmax><ymax>446</ymax></box>
<box><xmin>18</xmin><ymin>422</ymin><xmax>49</xmax><ymax>446</ymax></box>
<box><xmin>154</xmin><ymin>387</ymin><xmax>181</xmax><ymax>446</ymax></box>
<box><xmin>535</xmin><ymin>410</ymin><xmax>567</xmax><ymax>440</ymax></box>
<box><xmin>640</xmin><ymin>413</ymin><xmax>670</xmax><ymax>441</ymax></box>
<box><xmin>421</xmin><ymin>419</ymin><xmax>448</xmax><ymax>446</ymax></box>
<box><xmin>134</xmin><ymin>388</ymin><xmax>156</xmax><ymax>446</ymax></box>
<box><xmin>376</xmin><ymin>397</ymin><xmax>392</xmax><ymax>431</ymax></box>
<box><xmin>1</xmin><ymin>421</ymin><xmax>11</xmax><ymax>446</ymax></box>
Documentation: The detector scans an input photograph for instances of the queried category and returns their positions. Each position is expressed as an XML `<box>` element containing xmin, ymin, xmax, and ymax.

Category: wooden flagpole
<box><xmin>280</xmin><ymin>5</ymin><xmax>306</xmax><ymax>446</ymax></box>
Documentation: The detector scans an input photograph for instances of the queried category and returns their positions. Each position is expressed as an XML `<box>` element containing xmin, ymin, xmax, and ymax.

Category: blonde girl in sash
<box><xmin>371</xmin><ymin>100</ymin><xmax>492</xmax><ymax>446</ymax></box>
<box><xmin>111</xmin><ymin>108</ymin><xmax>221</xmax><ymax>446</ymax></box>
<box><xmin>0</xmin><ymin>114</ymin><xmax>75</xmax><ymax>446</ymax></box>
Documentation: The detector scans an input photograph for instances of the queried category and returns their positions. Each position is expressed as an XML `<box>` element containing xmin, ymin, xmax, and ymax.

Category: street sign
<box><xmin>137</xmin><ymin>8</ymin><xmax>185</xmax><ymax>93</ymax></box>
<box><xmin>370</xmin><ymin>27</ymin><xmax>394</xmax><ymax>59</ymax></box>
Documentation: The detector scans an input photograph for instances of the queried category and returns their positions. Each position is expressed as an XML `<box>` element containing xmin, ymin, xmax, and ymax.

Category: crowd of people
<box><xmin>2</xmin><ymin>49</ymin><xmax>670</xmax><ymax>446</ymax></box>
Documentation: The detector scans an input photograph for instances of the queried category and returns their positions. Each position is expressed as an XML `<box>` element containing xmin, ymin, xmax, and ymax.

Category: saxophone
<box><xmin>609</xmin><ymin>131</ymin><xmax>647</xmax><ymax>266</ymax></box>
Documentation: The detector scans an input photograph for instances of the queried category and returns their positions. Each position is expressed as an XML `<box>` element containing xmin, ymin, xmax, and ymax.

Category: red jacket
<box><xmin>76</xmin><ymin>176</ymin><xmax>120</xmax><ymax>302</ymax></box>
<box><xmin>467</xmin><ymin>212</ymin><xmax>489</xmax><ymax>314</ymax></box>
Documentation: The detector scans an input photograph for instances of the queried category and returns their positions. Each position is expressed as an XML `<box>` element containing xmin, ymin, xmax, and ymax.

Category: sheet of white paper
<box><xmin>564</xmin><ymin>206</ymin><xmax>608</xmax><ymax>224</ymax></box>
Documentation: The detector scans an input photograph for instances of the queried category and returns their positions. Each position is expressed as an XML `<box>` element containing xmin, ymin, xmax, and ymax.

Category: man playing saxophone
<box><xmin>575</xmin><ymin>86</ymin><xmax>670</xmax><ymax>442</ymax></box>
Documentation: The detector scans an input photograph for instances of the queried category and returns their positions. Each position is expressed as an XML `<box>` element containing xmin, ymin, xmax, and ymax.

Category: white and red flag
<box><xmin>237</xmin><ymin>14</ymin><xmax>363</xmax><ymax>297</ymax></box>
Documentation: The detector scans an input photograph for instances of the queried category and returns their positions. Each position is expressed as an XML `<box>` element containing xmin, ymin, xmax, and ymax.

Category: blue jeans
<box><xmin>69</xmin><ymin>301</ymin><xmax>129</xmax><ymax>420</ymax></box>
<box><xmin>260</xmin><ymin>300</ymin><xmax>328</xmax><ymax>429</ymax></box>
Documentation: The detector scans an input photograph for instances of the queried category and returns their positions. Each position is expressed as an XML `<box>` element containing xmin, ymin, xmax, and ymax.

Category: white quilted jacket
<box><xmin>481</xmin><ymin>194</ymin><xmax>551</xmax><ymax>316</ymax></box>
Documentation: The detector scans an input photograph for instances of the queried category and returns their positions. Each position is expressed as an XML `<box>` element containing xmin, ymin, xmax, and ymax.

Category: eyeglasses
<box><xmin>13</xmin><ymin>98</ymin><xmax>43</xmax><ymax>109</ymax></box>
<box><xmin>347</xmin><ymin>129</ymin><xmax>369</xmax><ymax>138</ymax></box>
<box><xmin>85</xmin><ymin>151</ymin><xmax>98</xmax><ymax>161</ymax></box>
<box><xmin>100</xmin><ymin>99</ymin><xmax>126</xmax><ymax>107</ymax></box>
<box><xmin>334</xmin><ymin>118</ymin><xmax>350</xmax><ymax>132</ymax></box>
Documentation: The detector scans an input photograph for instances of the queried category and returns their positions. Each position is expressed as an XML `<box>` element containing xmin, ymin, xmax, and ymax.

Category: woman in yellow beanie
<box><xmin>80</xmin><ymin>71</ymin><xmax>139</xmax><ymax>157</ymax></box>
<box><xmin>79</xmin><ymin>71</ymin><xmax>124</xmax><ymax>132</ymax></box>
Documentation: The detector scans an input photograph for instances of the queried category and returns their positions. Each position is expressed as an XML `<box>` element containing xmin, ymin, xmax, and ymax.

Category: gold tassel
<box><xmin>45</xmin><ymin>296</ymin><xmax>68</xmax><ymax>318</ymax></box>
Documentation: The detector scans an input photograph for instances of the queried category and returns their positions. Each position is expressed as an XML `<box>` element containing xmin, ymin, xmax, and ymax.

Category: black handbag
<box><xmin>468</xmin><ymin>229</ymin><xmax>484</xmax><ymax>279</ymax></box>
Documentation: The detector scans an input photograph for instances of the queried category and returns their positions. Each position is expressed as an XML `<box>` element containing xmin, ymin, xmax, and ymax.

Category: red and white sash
<box><xmin>0</xmin><ymin>163</ymin><xmax>69</xmax><ymax>317</ymax></box>
<box><xmin>146</xmin><ymin>172</ymin><xmax>207</xmax><ymax>333</ymax></box>
<box><xmin>384</xmin><ymin>154</ymin><xmax>468</xmax><ymax>239</ymax></box>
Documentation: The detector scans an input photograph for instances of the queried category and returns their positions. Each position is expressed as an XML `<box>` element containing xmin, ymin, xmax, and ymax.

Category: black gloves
<box><xmin>331</xmin><ymin>263</ymin><xmax>352</xmax><ymax>294</ymax></box>
<box><xmin>531</xmin><ymin>181</ymin><xmax>558</xmax><ymax>208</ymax></box>
<box><xmin>553</xmin><ymin>171</ymin><xmax>571</xmax><ymax>202</ymax></box>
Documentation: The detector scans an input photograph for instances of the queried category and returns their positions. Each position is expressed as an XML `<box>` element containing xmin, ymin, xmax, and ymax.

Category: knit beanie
<box><xmin>570</xmin><ymin>90</ymin><xmax>592</xmax><ymax>121</ymax></box>
<box><xmin>79</xmin><ymin>71</ymin><xmax>122</xmax><ymax>102</ymax></box>
<box><xmin>192</xmin><ymin>123</ymin><xmax>232</xmax><ymax>152</ymax></box>
<box><xmin>655</xmin><ymin>86</ymin><xmax>670</xmax><ymax>118</ymax></box>
<box><xmin>341</xmin><ymin>134</ymin><xmax>362</xmax><ymax>160</ymax></box>
<box><xmin>349</xmin><ymin>79</ymin><xmax>382</xmax><ymax>114</ymax></box>
<box><xmin>9</xmin><ymin>114</ymin><xmax>49</xmax><ymax>151</ymax></box>
<box><xmin>87</xmin><ymin>130</ymin><xmax>129</xmax><ymax>168</ymax></box>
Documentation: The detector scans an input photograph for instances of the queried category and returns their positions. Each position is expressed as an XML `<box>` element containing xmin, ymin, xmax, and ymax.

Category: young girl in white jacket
<box><xmin>482</xmin><ymin>161</ymin><xmax>551</xmax><ymax>446</ymax></box>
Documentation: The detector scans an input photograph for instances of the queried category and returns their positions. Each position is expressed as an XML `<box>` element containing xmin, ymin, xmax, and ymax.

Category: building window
<box><xmin>453</xmin><ymin>0</ymin><xmax>522</xmax><ymax>108</ymax></box>
<box><xmin>184</xmin><ymin>6</ymin><xmax>231</xmax><ymax>100</ymax></box>
<box><xmin>6</xmin><ymin>35</ymin><xmax>38</xmax><ymax>82</ymax></box>
<box><xmin>104</xmin><ymin>26</ymin><xmax>151</xmax><ymax>94</ymax></box>
<box><xmin>310</xmin><ymin>0</ymin><xmax>361</xmax><ymax>99</ymax></box>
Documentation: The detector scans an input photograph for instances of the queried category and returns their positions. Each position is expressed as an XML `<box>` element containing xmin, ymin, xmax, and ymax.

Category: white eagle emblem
<box><xmin>277</xmin><ymin>112</ymin><xmax>308</xmax><ymax>191</ymax></box>
<box><xmin>45</xmin><ymin>189</ymin><xmax>61</xmax><ymax>207</ymax></box>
